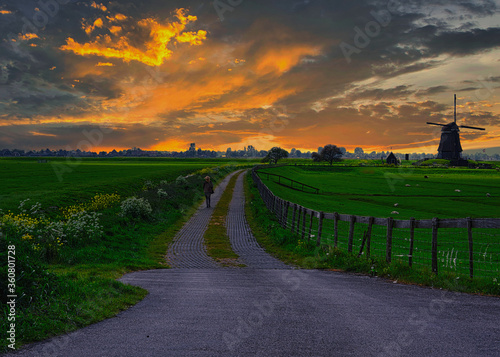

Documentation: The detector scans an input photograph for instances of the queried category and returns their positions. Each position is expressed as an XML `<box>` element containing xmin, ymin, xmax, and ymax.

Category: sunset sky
<box><xmin>0</xmin><ymin>0</ymin><xmax>499</xmax><ymax>153</ymax></box>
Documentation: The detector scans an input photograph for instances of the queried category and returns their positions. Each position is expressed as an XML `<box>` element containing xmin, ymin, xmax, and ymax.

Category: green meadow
<box><xmin>0</xmin><ymin>157</ymin><xmax>253</xmax><ymax>211</ymax></box>
<box><xmin>256</xmin><ymin>164</ymin><xmax>500</xmax><ymax>219</ymax></box>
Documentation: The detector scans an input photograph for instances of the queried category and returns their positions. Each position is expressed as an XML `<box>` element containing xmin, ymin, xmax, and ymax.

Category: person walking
<box><xmin>203</xmin><ymin>176</ymin><xmax>214</xmax><ymax>208</ymax></box>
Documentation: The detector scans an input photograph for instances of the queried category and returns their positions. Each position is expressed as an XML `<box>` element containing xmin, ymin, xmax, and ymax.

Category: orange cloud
<box><xmin>61</xmin><ymin>8</ymin><xmax>206</xmax><ymax>67</ymax></box>
<box><xmin>255</xmin><ymin>46</ymin><xmax>321</xmax><ymax>74</ymax></box>
<box><xmin>108</xmin><ymin>14</ymin><xmax>127</xmax><ymax>22</ymax></box>
<box><xmin>91</xmin><ymin>2</ymin><xmax>107</xmax><ymax>12</ymax></box>
<box><xmin>0</xmin><ymin>10</ymin><xmax>12</xmax><ymax>15</ymax></box>
<box><xmin>96</xmin><ymin>62</ymin><xmax>114</xmax><ymax>66</ymax></box>
<box><xmin>19</xmin><ymin>33</ymin><xmax>39</xmax><ymax>41</ymax></box>
<box><xmin>84</xmin><ymin>18</ymin><xmax>104</xmax><ymax>35</ymax></box>
<box><xmin>29</xmin><ymin>131</ymin><xmax>57</xmax><ymax>137</ymax></box>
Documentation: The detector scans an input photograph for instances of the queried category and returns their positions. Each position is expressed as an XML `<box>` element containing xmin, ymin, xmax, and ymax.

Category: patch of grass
<box><xmin>204</xmin><ymin>173</ymin><xmax>244</xmax><ymax>267</ymax></box>
<box><xmin>244</xmin><ymin>173</ymin><xmax>500</xmax><ymax>296</ymax></box>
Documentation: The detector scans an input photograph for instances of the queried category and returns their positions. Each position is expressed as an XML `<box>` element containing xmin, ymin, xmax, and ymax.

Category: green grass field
<box><xmin>0</xmin><ymin>158</ymin><xmax>255</xmax><ymax>211</ymax></box>
<box><xmin>257</xmin><ymin>164</ymin><xmax>500</xmax><ymax>219</ymax></box>
<box><xmin>255</xmin><ymin>164</ymin><xmax>500</xmax><ymax>279</ymax></box>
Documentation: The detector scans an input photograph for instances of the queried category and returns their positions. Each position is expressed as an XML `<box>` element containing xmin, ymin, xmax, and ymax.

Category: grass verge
<box><xmin>244</xmin><ymin>172</ymin><xmax>500</xmax><ymax>296</ymax></box>
<box><xmin>204</xmin><ymin>172</ymin><xmax>245</xmax><ymax>267</ymax></box>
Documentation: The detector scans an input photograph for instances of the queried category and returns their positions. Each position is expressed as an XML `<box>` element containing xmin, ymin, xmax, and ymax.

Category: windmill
<box><xmin>427</xmin><ymin>94</ymin><xmax>485</xmax><ymax>161</ymax></box>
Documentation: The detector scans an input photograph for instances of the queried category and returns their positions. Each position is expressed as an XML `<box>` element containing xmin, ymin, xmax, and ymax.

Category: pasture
<box><xmin>0</xmin><ymin>158</ymin><xmax>253</xmax><ymax>211</ymax></box>
<box><xmin>255</xmin><ymin>164</ymin><xmax>500</xmax><ymax>279</ymax></box>
<box><xmin>257</xmin><ymin>164</ymin><xmax>500</xmax><ymax>219</ymax></box>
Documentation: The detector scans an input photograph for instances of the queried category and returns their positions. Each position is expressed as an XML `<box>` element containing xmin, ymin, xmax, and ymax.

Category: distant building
<box><xmin>386</xmin><ymin>152</ymin><xmax>398</xmax><ymax>165</ymax></box>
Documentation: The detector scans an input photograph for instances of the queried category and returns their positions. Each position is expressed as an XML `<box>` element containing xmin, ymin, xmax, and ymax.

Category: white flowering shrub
<box><xmin>119</xmin><ymin>197</ymin><xmax>152</xmax><ymax>220</ymax></box>
<box><xmin>157</xmin><ymin>188</ymin><xmax>168</xmax><ymax>199</ymax></box>
<box><xmin>64</xmin><ymin>211</ymin><xmax>103</xmax><ymax>245</ymax></box>
<box><xmin>175</xmin><ymin>175</ymin><xmax>188</xmax><ymax>186</ymax></box>
<box><xmin>18</xmin><ymin>198</ymin><xmax>43</xmax><ymax>216</ymax></box>
<box><xmin>143</xmin><ymin>180</ymin><xmax>154</xmax><ymax>191</ymax></box>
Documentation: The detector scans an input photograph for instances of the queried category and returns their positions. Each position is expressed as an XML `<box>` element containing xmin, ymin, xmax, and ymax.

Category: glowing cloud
<box><xmin>96</xmin><ymin>62</ymin><xmax>114</xmax><ymax>66</ymax></box>
<box><xmin>61</xmin><ymin>8</ymin><xmax>206</xmax><ymax>67</ymax></box>
<box><xmin>84</xmin><ymin>18</ymin><xmax>104</xmax><ymax>35</ymax></box>
<box><xmin>19</xmin><ymin>33</ymin><xmax>39</xmax><ymax>41</ymax></box>
<box><xmin>91</xmin><ymin>2</ymin><xmax>107</xmax><ymax>12</ymax></box>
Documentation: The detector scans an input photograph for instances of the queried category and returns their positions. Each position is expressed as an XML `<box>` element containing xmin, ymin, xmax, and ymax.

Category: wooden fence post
<box><xmin>301</xmin><ymin>208</ymin><xmax>307</xmax><ymax>240</ymax></box>
<box><xmin>348</xmin><ymin>215</ymin><xmax>356</xmax><ymax>253</ymax></box>
<box><xmin>409</xmin><ymin>217</ymin><xmax>415</xmax><ymax>268</ymax></box>
<box><xmin>467</xmin><ymin>217</ymin><xmax>474</xmax><ymax>279</ymax></box>
<box><xmin>291</xmin><ymin>204</ymin><xmax>297</xmax><ymax>233</ymax></box>
<box><xmin>333</xmin><ymin>213</ymin><xmax>339</xmax><ymax>248</ymax></box>
<box><xmin>386</xmin><ymin>217</ymin><xmax>394</xmax><ymax>263</ymax></box>
<box><xmin>316</xmin><ymin>211</ymin><xmax>324</xmax><ymax>247</ymax></box>
<box><xmin>308</xmin><ymin>211</ymin><xmax>314</xmax><ymax>241</ymax></box>
<box><xmin>366</xmin><ymin>217</ymin><xmax>374</xmax><ymax>258</ymax></box>
<box><xmin>284</xmin><ymin>202</ymin><xmax>290</xmax><ymax>229</ymax></box>
<box><xmin>295</xmin><ymin>206</ymin><xmax>301</xmax><ymax>235</ymax></box>
<box><xmin>431</xmin><ymin>217</ymin><xmax>439</xmax><ymax>274</ymax></box>
<box><xmin>279</xmin><ymin>200</ymin><xmax>284</xmax><ymax>227</ymax></box>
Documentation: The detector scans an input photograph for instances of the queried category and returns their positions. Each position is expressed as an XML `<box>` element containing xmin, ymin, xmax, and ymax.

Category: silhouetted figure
<box><xmin>203</xmin><ymin>176</ymin><xmax>214</xmax><ymax>208</ymax></box>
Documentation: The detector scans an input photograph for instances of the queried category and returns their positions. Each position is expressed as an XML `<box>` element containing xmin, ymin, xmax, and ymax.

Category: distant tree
<box><xmin>320</xmin><ymin>144</ymin><xmax>343</xmax><ymax>165</ymax></box>
<box><xmin>262</xmin><ymin>147</ymin><xmax>289</xmax><ymax>164</ymax></box>
<box><xmin>354</xmin><ymin>147</ymin><xmax>364</xmax><ymax>156</ymax></box>
<box><xmin>311</xmin><ymin>152</ymin><xmax>321</xmax><ymax>162</ymax></box>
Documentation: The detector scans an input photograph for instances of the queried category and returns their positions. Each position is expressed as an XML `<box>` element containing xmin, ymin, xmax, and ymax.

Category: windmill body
<box><xmin>436</xmin><ymin>122</ymin><xmax>463</xmax><ymax>160</ymax></box>
<box><xmin>427</xmin><ymin>95</ymin><xmax>485</xmax><ymax>164</ymax></box>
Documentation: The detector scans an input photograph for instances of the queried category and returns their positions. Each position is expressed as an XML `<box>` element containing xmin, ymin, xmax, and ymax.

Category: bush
<box><xmin>157</xmin><ymin>188</ymin><xmax>168</xmax><ymax>199</ymax></box>
<box><xmin>65</xmin><ymin>211</ymin><xmax>103</xmax><ymax>246</ymax></box>
<box><xmin>119</xmin><ymin>197</ymin><xmax>152</xmax><ymax>220</ymax></box>
<box><xmin>175</xmin><ymin>175</ymin><xmax>188</xmax><ymax>187</ymax></box>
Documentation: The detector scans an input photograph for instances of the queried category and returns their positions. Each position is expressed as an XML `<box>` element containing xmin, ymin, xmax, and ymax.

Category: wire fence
<box><xmin>252</xmin><ymin>168</ymin><xmax>500</xmax><ymax>279</ymax></box>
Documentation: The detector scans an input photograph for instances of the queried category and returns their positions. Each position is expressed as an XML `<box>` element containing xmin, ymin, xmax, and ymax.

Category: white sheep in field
<box><xmin>394</xmin><ymin>203</ymin><xmax>399</xmax><ymax>207</ymax></box>
<box><xmin>391</xmin><ymin>211</ymin><xmax>399</xmax><ymax>215</ymax></box>
<box><xmin>486</xmin><ymin>193</ymin><xmax>491</xmax><ymax>197</ymax></box>
<box><xmin>455</xmin><ymin>189</ymin><xmax>461</xmax><ymax>192</ymax></box>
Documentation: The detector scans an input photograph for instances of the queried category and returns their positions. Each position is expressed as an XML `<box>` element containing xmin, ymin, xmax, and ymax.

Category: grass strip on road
<box><xmin>204</xmin><ymin>173</ymin><xmax>245</xmax><ymax>267</ymax></box>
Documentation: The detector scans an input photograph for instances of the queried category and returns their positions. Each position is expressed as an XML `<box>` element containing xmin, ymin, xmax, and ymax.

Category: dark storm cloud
<box><xmin>425</xmin><ymin>27</ymin><xmax>500</xmax><ymax>56</ymax></box>
<box><xmin>0</xmin><ymin>123</ymin><xmax>173</xmax><ymax>150</ymax></box>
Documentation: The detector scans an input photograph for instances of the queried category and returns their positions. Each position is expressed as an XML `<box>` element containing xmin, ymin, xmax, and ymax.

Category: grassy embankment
<box><xmin>0</xmin><ymin>158</ymin><xmax>252</xmax><ymax>352</ymax></box>
<box><xmin>204</xmin><ymin>172</ymin><xmax>245</xmax><ymax>267</ymax></box>
<box><xmin>244</xmin><ymin>168</ymin><xmax>500</xmax><ymax>296</ymax></box>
